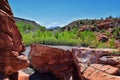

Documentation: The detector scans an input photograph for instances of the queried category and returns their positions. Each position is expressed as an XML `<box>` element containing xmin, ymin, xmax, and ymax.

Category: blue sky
<box><xmin>9</xmin><ymin>0</ymin><xmax>120</xmax><ymax>28</ymax></box>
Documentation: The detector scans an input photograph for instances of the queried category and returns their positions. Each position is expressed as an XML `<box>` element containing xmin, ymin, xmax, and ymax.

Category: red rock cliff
<box><xmin>0</xmin><ymin>0</ymin><xmax>29</xmax><ymax>76</ymax></box>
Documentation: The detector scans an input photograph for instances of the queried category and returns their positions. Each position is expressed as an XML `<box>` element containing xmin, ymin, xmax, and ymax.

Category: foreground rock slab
<box><xmin>83</xmin><ymin>66</ymin><xmax>120</xmax><ymax>80</ymax></box>
<box><xmin>29</xmin><ymin>44</ymin><xmax>73</xmax><ymax>80</ymax></box>
<box><xmin>0</xmin><ymin>0</ymin><xmax>29</xmax><ymax>77</ymax></box>
<box><xmin>72</xmin><ymin>47</ymin><xmax>120</xmax><ymax>80</ymax></box>
<box><xmin>90</xmin><ymin>64</ymin><xmax>119</xmax><ymax>75</ymax></box>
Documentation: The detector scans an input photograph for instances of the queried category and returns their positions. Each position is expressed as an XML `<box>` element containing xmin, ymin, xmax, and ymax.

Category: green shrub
<box><xmin>16</xmin><ymin>22</ymin><xmax>118</xmax><ymax>48</ymax></box>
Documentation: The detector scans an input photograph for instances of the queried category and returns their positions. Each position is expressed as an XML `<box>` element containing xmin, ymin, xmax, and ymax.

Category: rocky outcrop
<box><xmin>29</xmin><ymin>45</ymin><xmax>120</xmax><ymax>80</ymax></box>
<box><xmin>72</xmin><ymin>47</ymin><xmax>120</xmax><ymax>80</ymax></box>
<box><xmin>29</xmin><ymin>44</ymin><xmax>73</xmax><ymax>80</ymax></box>
<box><xmin>0</xmin><ymin>0</ymin><xmax>29</xmax><ymax>78</ymax></box>
<box><xmin>78</xmin><ymin>25</ymin><xmax>96</xmax><ymax>32</ymax></box>
<box><xmin>98</xmin><ymin>34</ymin><xmax>108</xmax><ymax>42</ymax></box>
<box><xmin>97</xmin><ymin>19</ymin><xmax>114</xmax><ymax>30</ymax></box>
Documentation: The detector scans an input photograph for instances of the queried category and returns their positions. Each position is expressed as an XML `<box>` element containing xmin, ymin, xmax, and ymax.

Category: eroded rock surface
<box><xmin>83</xmin><ymin>65</ymin><xmax>120</xmax><ymax>80</ymax></box>
<box><xmin>29</xmin><ymin>44</ymin><xmax>73</xmax><ymax>80</ymax></box>
<box><xmin>0</xmin><ymin>0</ymin><xmax>29</xmax><ymax>78</ymax></box>
<box><xmin>72</xmin><ymin>47</ymin><xmax>120</xmax><ymax>80</ymax></box>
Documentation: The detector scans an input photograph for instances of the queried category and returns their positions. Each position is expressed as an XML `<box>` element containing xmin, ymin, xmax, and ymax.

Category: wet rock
<box><xmin>29</xmin><ymin>44</ymin><xmax>73</xmax><ymax>80</ymax></box>
<box><xmin>0</xmin><ymin>0</ymin><xmax>29</xmax><ymax>77</ymax></box>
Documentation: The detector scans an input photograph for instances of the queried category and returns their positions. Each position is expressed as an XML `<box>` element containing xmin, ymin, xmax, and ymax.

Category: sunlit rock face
<box><xmin>29</xmin><ymin>44</ymin><xmax>73</xmax><ymax>80</ymax></box>
<box><xmin>0</xmin><ymin>0</ymin><xmax>29</xmax><ymax>76</ymax></box>
<box><xmin>72</xmin><ymin>47</ymin><xmax>120</xmax><ymax>80</ymax></box>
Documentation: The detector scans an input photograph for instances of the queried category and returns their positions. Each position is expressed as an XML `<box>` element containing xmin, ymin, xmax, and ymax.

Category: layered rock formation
<box><xmin>29</xmin><ymin>44</ymin><xmax>73</xmax><ymax>80</ymax></box>
<box><xmin>72</xmin><ymin>47</ymin><xmax>120</xmax><ymax>80</ymax></box>
<box><xmin>29</xmin><ymin>44</ymin><xmax>120</xmax><ymax>80</ymax></box>
<box><xmin>0</xmin><ymin>0</ymin><xmax>29</xmax><ymax>79</ymax></box>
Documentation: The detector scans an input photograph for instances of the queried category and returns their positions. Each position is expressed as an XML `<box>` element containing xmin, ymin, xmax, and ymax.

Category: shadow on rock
<box><xmin>29</xmin><ymin>71</ymin><xmax>59</xmax><ymax>80</ymax></box>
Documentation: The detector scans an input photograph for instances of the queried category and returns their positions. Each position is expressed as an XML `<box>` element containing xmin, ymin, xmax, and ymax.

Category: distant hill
<box><xmin>61</xmin><ymin>17</ymin><xmax>120</xmax><ymax>31</ymax></box>
<box><xmin>14</xmin><ymin>17</ymin><xmax>41</xmax><ymax>30</ymax></box>
<box><xmin>61</xmin><ymin>19</ymin><xmax>101</xmax><ymax>30</ymax></box>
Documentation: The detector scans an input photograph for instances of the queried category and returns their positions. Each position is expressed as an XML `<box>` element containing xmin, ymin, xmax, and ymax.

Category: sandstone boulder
<box><xmin>0</xmin><ymin>0</ymin><xmax>29</xmax><ymax>76</ymax></box>
<box><xmin>29</xmin><ymin>44</ymin><xmax>73</xmax><ymax>80</ymax></box>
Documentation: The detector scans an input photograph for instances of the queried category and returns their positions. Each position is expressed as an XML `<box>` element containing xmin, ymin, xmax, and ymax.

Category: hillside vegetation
<box><xmin>16</xmin><ymin>16</ymin><xmax>120</xmax><ymax>48</ymax></box>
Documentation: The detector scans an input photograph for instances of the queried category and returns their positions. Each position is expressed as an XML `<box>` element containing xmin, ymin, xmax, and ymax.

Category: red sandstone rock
<box><xmin>29</xmin><ymin>44</ymin><xmax>73</xmax><ymax>80</ymax></box>
<box><xmin>0</xmin><ymin>0</ymin><xmax>29</xmax><ymax>76</ymax></box>
<box><xmin>18</xmin><ymin>71</ymin><xmax>29</xmax><ymax>80</ymax></box>
<box><xmin>72</xmin><ymin>48</ymin><xmax>119</xmax><ymax>64</ymax></box>
<box><xmin>72</xmin><ymin>47</ymin><xmax>120</xmax><ymax>80</ymax></box>
<box><xmin>98</xmin><ymin>56</ymin><xmax>120</xmax><ymax>65</ymax></box>
<box><xmin>72</xmin><ymin>47</ymin><xmax>117</xmax><ymax>66</ymax></box>
<box><xmin>78</xmin><ymin>25</ymin><xmax>96</xmax><ymax>32</ymax></box>
<box><xmin>83</xmin><ymin>66</ymin><xmax>120</xmax><ymax>80</ymax></box>
<box><xmin>97</xmin><ymin>19</ymin><xmax>114</xmax><ymax>30</ymax></box>
<box><xmin>0</xmin><ymin>0</ymin><xmax>13</xmax><ymax>17</ymax></box>
<box><xmin>90</xmin><ymin>64</ymin><xmax>119</xmax><ymax>75</ymax></box>
<box><xmin>98</xmin><ymin>34</ymin><xmax>108</xmax><ymax>42</ymax></box>
<box><xmin>17</xmin><ymin>71</ymin><xmax>29</xmax><ymax>80</ymax></box>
